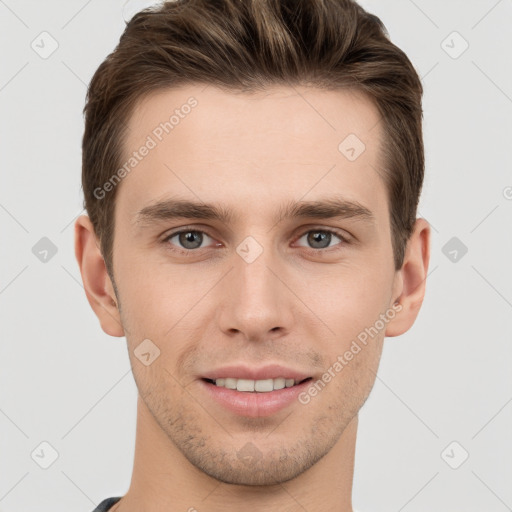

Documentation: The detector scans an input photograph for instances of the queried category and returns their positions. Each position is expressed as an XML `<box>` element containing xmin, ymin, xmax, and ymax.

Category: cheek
<box><xmin>115</xmin><ymin>257</ymin><xmax>199</xmax><ymax>329</ymax></box>
<box><xmin>322</xmin><ymin>265</ymin><xmax>390</xmax><ymax>395</ymax></box>
<box><xmin>305</xmin><ymin>259</ymin><xmax>393</xmax><ymax>339</ymax></box>
<box><xmin>116</xmin><ymin>264</ymin><xmax>211</xmax><ymax>370</ymax></box>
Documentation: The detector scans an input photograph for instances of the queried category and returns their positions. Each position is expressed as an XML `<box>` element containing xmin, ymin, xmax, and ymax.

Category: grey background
<box><xmin>1</xmin><ymin>0</ymin><xmax>511</xmax><ymax>511</ymax></box>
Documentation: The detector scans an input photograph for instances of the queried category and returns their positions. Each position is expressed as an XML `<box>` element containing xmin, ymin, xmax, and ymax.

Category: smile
<box><xmin>203</xmin><ymin>377</ymin><xmax>312</xmax><ymax>393</ymax></box>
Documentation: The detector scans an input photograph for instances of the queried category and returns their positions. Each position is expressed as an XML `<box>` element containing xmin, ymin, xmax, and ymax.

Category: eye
<box><xmin>295</xmin><ymin>228</ymin><xmax>348</xmax><ymax>250</ymax></box>
<box><xmin>161</xmin><ymin>227</ymin><xmax>349</xmax><ymax>255</ymax></box>
<box><xmin>163</xmin><ymin>229</ymin><xmax>218</xmax><ymax>251</ymax></box>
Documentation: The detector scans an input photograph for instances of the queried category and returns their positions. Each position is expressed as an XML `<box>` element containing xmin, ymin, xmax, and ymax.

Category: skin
<box><xmin>75</xmin><ymin>84</ymin><xmax>430</xmax><ymax>512</ymax></box>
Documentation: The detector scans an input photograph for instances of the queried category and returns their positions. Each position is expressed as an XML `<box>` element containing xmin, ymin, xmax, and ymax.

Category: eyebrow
<box><xmin>134</xmin><ymin>196</ymin><xmax>375</xmax><ymax>228</ymax></box>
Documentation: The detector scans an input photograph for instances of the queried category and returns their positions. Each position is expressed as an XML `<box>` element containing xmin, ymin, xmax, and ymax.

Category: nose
<box><xmin>216</xmin><ymin>242</ymin><xmax>295</xmax><ymax>342</ymax></box>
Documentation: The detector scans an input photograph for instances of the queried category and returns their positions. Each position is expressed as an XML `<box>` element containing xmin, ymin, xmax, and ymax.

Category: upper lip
<box><xmin>201</xmin><ymin>364</ymin><xmax>312</xmax><ymax>382</ymax></box>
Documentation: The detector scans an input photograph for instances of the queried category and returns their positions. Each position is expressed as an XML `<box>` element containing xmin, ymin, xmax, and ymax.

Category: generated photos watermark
<box><xmin>298</xmin><ymin>302</ymin><xmax>402</xmax><ymax>405</ymax></box>
<box><xmin>93</xmin><ymin>96</ymin><xmax>198</xmax><ymax>200</ymax></box>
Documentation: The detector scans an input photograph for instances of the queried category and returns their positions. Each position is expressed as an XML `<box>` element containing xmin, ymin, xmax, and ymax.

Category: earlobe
<box><xmin>385</xmin><ymin>218</ymin><xmax>431</xmax><ymax>337</ymax></box>
<box><xmin>74</xmin><ymin>214</ymin><xmax>125</xmax><ymax>337</ymax></box>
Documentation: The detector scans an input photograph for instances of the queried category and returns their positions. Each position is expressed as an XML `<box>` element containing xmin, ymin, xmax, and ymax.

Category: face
<box><xmin>106</xmin><ymin>84</ymin><xmax>402</xmax><ymax>485</ymax></box>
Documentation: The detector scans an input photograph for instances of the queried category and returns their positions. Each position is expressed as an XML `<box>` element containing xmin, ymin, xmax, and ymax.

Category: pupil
<box><xmin>180</xmin><ymin>231</ymin><xmax>202</xmax><ymax>249</ymax></box>
<box><xmin>308</xmin><ymin>231</ymin><xmax>330</xmax><ymax>249</ymax></box>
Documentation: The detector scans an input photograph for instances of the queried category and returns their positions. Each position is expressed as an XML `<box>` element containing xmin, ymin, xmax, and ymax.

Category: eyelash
<box><xmin>161</xmin><ymin>226</ymin><xmax>350</xmax><ymax>255</ymax></box>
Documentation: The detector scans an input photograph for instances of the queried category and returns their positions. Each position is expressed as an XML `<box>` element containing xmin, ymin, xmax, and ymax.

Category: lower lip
<box><xmin>199</xmin><ymin>378</ymin><xmax>312</xmax><ymax>418</ymax></box>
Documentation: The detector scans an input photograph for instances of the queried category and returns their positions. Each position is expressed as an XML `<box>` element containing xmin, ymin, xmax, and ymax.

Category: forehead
<box><xmin>117</xmin><ymin>84</ymin><xmax>387</xmax><ymax>224</ymax></box>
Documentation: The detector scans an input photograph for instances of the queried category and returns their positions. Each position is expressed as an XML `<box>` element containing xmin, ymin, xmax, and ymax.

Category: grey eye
<box><xmin>296</xmin><ymin>230</ymin><xmax>343</xmax><ymax>249</ymax></box>
<box><xmin>167</xmin><ymin>230</ymin><xmax>213</xmax><ymax>250</ymax></box>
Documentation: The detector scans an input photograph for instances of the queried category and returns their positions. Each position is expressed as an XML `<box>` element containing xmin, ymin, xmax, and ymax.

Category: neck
<box><xmin>118</xmin><ymin>394</ymin><xmax>357</xmax><ymax>512</ymax></box>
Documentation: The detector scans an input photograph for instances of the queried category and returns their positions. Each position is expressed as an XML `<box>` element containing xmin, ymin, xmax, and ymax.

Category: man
<box><xmin>75</xmin><ymin>0</ymin><xmax>430</xmax><ymax>510</ymax></box>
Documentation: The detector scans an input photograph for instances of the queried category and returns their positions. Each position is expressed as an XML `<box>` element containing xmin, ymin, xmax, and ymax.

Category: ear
<box><xmin>385</xmin><ymin>218</ymin><xmax>431</xmax><ymax>337</ymax></box>
<box><xmin>74</xmin><ymin>214</ymin><xmax>125</xmax><ymax>337</ymax></box>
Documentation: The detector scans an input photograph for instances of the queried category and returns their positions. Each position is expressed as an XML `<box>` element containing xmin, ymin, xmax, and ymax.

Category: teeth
<box><xmin>272</xmin><ymin>378</ymin><xmax>285</xmax><ymax>390</ymax></box>
<box><xmin>237</xmin><ymin>379</ymin><xmax>255</xmax><ymax>392</ymax></box>
<box><xmin>255</xmin><ymin>379</ymin><xmax>273</xmax><ymax>392</ymax></box>
<box><xmin>225</xmin><ymin>378</ymin><xmax>237</xmax><ymax>389</ymax></box>
<box><xmin>213</xmin><ymin>377</ymin><xmax>298</xmax><ymax>392</ymax></box>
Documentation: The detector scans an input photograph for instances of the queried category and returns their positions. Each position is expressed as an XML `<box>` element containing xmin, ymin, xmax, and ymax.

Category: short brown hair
<box><xmin>82</xmin><ymin>0</ymin><xmax>424</xmax><ymax>275</ymax></box>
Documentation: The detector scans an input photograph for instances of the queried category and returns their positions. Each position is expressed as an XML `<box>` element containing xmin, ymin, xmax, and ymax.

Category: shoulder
<box><xmin>91</xmin><ymin>497</ymin><xmax>122</xmax><ymax>512</ymax></box>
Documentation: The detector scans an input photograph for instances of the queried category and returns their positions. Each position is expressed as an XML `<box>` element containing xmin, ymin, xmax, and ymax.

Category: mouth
<box><xmin>201</xmin><ymin>376</ymin><xmax>313</xmax><ymax>393</ymax></box>
<box><xmin>199</xmin><ymin>374</ymin><xmax>315</xmax><ymax>417</ymax></box>
<box><xmin>198</xmin><ymin>364</ymin><xmax>316</xmax><ymax>416</ymax></box>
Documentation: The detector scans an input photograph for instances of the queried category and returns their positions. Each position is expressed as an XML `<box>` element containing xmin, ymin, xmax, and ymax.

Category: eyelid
<box><xmin>162</xmin><ymin>226</ymin><xmax>213</xmax><ymax>241</ymax></box>
<box><xmin>161</xmin><ymin>226</ymin><xmax>220</xmax><ymax>250</ymax></box>
<box><xmin>298</xmin><ymin>225</ymin><xmax>350</xmax><ymax>239</ymax></box>
<box><xmin>292</xmin><ymin>226</ymin><xmax>351</xmax><ymax>248</ymax></box>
